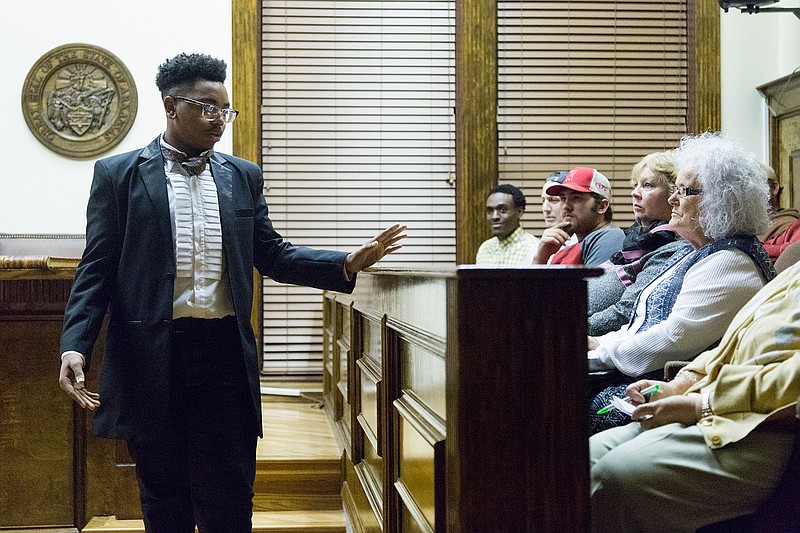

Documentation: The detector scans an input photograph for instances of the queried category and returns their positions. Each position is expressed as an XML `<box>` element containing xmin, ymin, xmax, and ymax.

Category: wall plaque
<box><xmin>21</xmin><ymin>43</ymin><xmax>138</xmax><ymax>159</ymax></box>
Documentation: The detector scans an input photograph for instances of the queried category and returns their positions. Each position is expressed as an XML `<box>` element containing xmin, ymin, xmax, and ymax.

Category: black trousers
<box><xmin>128</xmin><ymin>316</ymin><xmax>257</xmax><ymax>533</ymax></box>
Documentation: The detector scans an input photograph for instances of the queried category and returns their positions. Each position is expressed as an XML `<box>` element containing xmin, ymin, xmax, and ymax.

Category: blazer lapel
<box><xmin>211</xmin><ymin>154</ymin><xmax>234</xmax><ymax>242</ymax></box>
<box><xmin>139</xmin><ymin>139</ymin><xmax>173</xmax><ymax>250</ymax></box>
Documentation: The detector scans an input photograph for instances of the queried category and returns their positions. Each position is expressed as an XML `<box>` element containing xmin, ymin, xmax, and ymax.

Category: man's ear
<box><xmin>163</xmin><ymin>95</ymin><xmax>177</xmax><ymax>118</ymax></box>
<box><xmin>596</xmin><ymin>198</ymin><xmax>610</xmax><ymax>214</ymax></box>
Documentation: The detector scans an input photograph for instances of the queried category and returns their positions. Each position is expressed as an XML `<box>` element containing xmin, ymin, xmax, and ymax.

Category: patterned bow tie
<box><xmin>160</xmin><ymin>145</ymin><xmax>211</xmax><ymax>176</ymax></box>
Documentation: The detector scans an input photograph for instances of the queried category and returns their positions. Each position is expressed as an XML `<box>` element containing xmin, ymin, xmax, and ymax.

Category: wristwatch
<box><xmin>701</xmin><ymin>390</ymin><xmax>713</xmax><ymax>419</ymax></box>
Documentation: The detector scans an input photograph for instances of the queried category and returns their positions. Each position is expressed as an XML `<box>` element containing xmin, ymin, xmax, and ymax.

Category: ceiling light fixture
<box><xmin>718</xmin><ymin>0</ymin><xmax>800</xmax><ymax>19</ymax></box>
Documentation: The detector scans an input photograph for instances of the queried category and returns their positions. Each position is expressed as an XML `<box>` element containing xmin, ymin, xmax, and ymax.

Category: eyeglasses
<box><xmin>172</xmin><ymin>95</ymin><xmax>239</xmax><ymax>124</ymax></box>
<box><xmin>674</xmin><ymin>185</ymin><xmax>703</xmax><ymax>198</ymax></box>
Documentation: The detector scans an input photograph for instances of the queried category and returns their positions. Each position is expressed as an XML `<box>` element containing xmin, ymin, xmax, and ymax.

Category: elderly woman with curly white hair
<box><xmin>587</xmin><ymin>132</ymin><xmax>776</xmax><ymax>434</ymax></box>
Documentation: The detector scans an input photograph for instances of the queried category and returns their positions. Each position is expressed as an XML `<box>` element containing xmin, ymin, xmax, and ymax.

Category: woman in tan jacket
<box><xmin>590</xmin><ymin>259</ymin><xmax>800</xmax><ymax>532</ymax></box>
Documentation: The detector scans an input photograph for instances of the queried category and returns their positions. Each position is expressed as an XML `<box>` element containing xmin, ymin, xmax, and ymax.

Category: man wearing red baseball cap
<box><xmin>533</xmin><ymin>167</ymin><xmax>624</xmax><ymax>266</ymax></box>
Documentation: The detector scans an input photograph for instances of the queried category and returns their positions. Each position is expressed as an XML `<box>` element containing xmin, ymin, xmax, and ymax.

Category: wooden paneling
<box><xmin>447</xmin><ymin>267</ymin><xmax>592</xmax><ymax>532</ymax></box>
<box><xmin>324</xmin><ymin>300</ymin><xmax>353</xmax><ymax>455</ymax></box>
<box><xmin>323</xmin><ymin>266</ymin><xmax>598</xmax><ymax>533</ymax></box>
<box><xmin>356</xmin><ymin>355</ymin><xmax>382</xmax><ymax>456</ymax></box>
<box><xmin>0</xmin><ymin>304</ymin><xmax>75</xmax><ymax>528</ymax></box>
<box><xmin>343</xmin><ymin>460</ymin><xmax>382</xmax><ymax>533</ymax></box>
<box><xmin>0</xmin><ymin>264</ymin><xmax>140</xmax><ymax>530</ymax></box>
<box><xmin>394</xmin><ymin>392</ymin><xmax>446</xmax><ymax>533</ymax></box>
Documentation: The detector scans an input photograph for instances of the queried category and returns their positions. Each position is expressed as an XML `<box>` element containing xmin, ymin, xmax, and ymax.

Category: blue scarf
<box><xmin>635</xmin><ymin>235</ymin><xmax>775</xmax><ymax>333</ymax></box>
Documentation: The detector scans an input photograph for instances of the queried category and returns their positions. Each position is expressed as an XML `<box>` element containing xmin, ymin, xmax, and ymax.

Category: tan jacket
<box><xmin>683</xmin><ymin>260</ymin><xmax>800</xmax><ymax>448</ymax></box>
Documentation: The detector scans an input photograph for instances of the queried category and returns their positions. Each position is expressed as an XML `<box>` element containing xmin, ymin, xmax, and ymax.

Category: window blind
<box><xmin>498</xmin><ymin>1</ymin><xmax>689</xmax><ymax>236</ymax></box>
<box><xmin>261</xmin><ymin>0</ymin><xmax>456</xmax><ymax>376</ymax></box>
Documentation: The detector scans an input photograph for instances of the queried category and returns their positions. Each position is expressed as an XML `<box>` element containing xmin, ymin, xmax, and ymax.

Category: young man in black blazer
<box><xmin>58</xmin><ymin>52</ymin><xmax>405</xmax><ymax>533</ymax></box>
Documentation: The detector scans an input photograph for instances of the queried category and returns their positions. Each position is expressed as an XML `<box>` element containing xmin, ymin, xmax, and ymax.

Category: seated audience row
<box><xmin>590</xmin><ymin>257</ymin><xmax>800</xmax><ymax>532</ymax></box>
<box><xmin>478</xmin><ymin>146</ymin><xmax>800</xmax><ymax>271</ymax></box>
<box><xmin>589</xmin><ymin>133</ymin><xmax>800</xmax><ymax>531</ymax></box>
<box><xmin>588</xmin><ymin>132</ymin><xmax>776</xmax><ymax>433</ymax></box>
<box><xmin>475</xmin><ymin>132</ymin><xmax>798</xmax><ymax>532</ymax></box>
<box><xmin>476</xmin><ymin>168</ymin><xmax>626</xmax><ymax>268</ymax></box>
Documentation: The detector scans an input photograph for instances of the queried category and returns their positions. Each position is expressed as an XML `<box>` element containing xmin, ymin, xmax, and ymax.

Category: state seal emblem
<box><xmin>21</xmin><ymin>44</ymin><xmax>138</xmax><ymax>159</ymax></box>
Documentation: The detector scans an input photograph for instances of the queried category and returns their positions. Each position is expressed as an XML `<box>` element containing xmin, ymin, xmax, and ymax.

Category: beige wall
<box><xmin>720</xmin><ymin>7</ymin><xmax>800</xmax><ymax>160</ymax></box>
<box><xmin>1</xmin><ymin>0</ymin><xmax>231</xmax><ymax>234</ymax></box>
<box><xmin>2</xmin><ymin>2</ymin><xmax>798</xmax><ymax>234</ymax></box>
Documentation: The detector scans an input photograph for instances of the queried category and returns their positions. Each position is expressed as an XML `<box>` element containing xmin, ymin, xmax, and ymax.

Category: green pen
<box><xmin>596</xmin><ymin>384</ymin><xmax>660</xmax><ymax>415</ymax></box>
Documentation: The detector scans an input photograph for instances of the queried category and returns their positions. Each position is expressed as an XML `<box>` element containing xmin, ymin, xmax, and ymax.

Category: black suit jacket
<box><xmin>61</xmin><ymin>137</ymin><xmax>356</xmax><ymax>441</ymax></box>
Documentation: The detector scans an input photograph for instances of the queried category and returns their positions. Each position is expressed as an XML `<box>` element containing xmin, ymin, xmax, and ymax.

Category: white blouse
<box><xmin>588</xmin><ymin>248</ymin><xmax>768</xmax><ymax>376</ymax></box>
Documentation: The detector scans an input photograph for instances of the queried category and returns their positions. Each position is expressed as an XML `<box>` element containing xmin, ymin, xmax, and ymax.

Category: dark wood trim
<box><xmin>232</xmin><ymin>0</ymin><xmax>264</xmax><ymax>361</ymax></box>
<box><xmin>349</xmin><ymin>304</ymin><xmax>361</xmax><ymax>463</ymax></box>
<box><xmin>383</xmin><ymin>322</ymin><xmax>401</xmax><ymax>533</ymax></box>
<box><xmin>455</xmin><ymin>0</ymin><xmax>498</xmax><ymax>264</ymax></box>
<box><xmin>687</xmin><ymin>0</ymin><xmax>721</xmax><ymax>133</ymax></box>
<box><xmin>0</xmin><ymin>271</ymin><xmax>90</xmax><ymax>530</ymax></box>
<box><xmin>73</xmin><ymin>402</ymin><xmax>87</xmax><ymax>529</ymax></box>
<box><xmin>446</xmin><ymin>267</ymin><xmax>595</xmax><ymax>532</ymax></box>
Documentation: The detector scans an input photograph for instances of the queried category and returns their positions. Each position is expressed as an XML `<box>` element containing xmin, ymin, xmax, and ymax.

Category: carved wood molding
<box><xmin>0</xmin><ymin>278</ymin><xmax>73</xmax><ymax>311</ymax></box>
<box><xmin>353</xmin><ymin>461</ymin><xmax>385</xmax><ymax>525</ymax></box>
<box><xmin>758</xmin><ymin>72</ymin><xmax>800</xmax><ymax>118</ymax></box>
<box><xmin>355</xmin><ymin>356</ymin><xmax>383</xmax><ymax>454</ymax></box>
<box><xmin>758</xmin><ymin>73</ymin><xmax>800</xmax><ymax>210</ymax></box>
<box><xmin>394</xmin><ymin>391</ymin><xmax>446</xmax><ymax>446</ymax></box>
<box><xmin>385</xmin><ymin>317</ymin><xmax>447</xmax><ymax>359</ymax></box>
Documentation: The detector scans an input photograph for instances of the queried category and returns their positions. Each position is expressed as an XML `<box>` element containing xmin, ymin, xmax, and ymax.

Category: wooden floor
<box><xmin>83</xmin><ymin>389</ymin><xmax>346</xmax><ymax>533</ymax></box>
<box><xmin>258</xmin><ymin>393</ymin><xmax>339</xmax><ymax>461</ymax></box>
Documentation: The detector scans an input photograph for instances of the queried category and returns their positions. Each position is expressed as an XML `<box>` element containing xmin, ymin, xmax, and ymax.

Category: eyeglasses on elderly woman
<box><xmin>674</xmin><ymin>185</ymin><xmax>703</xmax><ymax>198</ymax></box>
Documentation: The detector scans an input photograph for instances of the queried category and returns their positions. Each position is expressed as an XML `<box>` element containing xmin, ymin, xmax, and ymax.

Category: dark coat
<box><xmin>60</xmin><ymin>137</ymin><xmax>355</xmax><ymax>441</ymax></box>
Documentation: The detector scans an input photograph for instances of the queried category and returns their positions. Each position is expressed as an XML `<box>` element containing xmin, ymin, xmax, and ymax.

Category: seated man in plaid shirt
<box><xmin>476</xmin><ymin>184</ymin><xmax>540</xmax><ymax>265</ymax></box>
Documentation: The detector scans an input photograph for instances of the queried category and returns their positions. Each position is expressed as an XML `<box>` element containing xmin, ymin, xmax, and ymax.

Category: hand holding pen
<box><xmin>597</xmin><ymin>384</ymin><xmax>660</xmax><ymax>415</ymax></box>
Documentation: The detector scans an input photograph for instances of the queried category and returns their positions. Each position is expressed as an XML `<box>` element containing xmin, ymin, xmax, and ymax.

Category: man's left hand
<box><xmin>345</xmin><ymin>224</ymin><xmax>407</xmax><ymax>275</ymax></box>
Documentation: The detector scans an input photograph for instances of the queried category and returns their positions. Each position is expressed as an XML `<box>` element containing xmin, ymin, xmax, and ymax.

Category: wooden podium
<box><xmin>323</xmin><ymin>265</ymin><xmax>598</xmax><ymax>533</ymax></box>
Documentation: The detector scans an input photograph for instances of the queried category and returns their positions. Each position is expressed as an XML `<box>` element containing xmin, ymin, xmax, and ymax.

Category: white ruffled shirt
<box><xmin>162</xmin><ymin>138</ymin><xmax>235</xmax><ymax>319</ymax></box>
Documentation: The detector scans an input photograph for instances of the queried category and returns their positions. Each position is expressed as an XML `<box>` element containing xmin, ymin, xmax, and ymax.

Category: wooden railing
<box><xmin>323</xmin><ymin>265</ymin><xmax>599</xmax><ymax>533</ymax></box>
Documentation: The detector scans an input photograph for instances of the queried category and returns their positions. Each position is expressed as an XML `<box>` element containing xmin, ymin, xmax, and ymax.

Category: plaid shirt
<box><xmin>475</xmin><ymin>226</ymin><xmax>540</xmax><ymax>265</ymax></box>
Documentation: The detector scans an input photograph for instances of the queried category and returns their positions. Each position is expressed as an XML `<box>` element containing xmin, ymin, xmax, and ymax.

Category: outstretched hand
<box><xmin>59</xmin><ymin>353</ymin><xmax>101</xmax><ymax>410</ymax></box>
<box><xmin>345</xmin><ymin>223</ymin><xmax>407</xmax><ymax>275</ymax></box>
